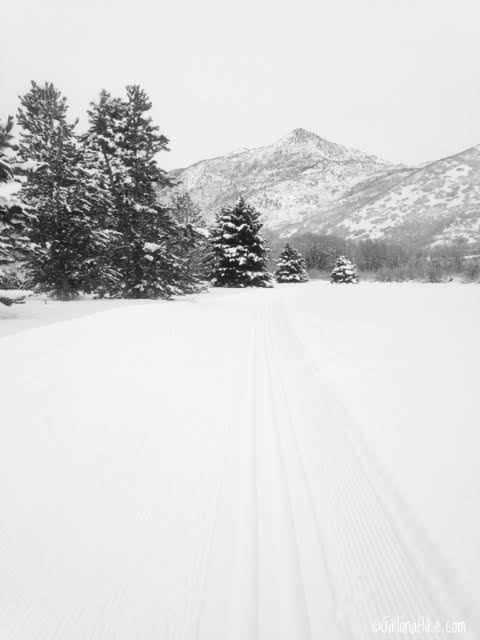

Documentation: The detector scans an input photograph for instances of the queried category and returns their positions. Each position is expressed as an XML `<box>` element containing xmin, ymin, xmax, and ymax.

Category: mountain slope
<box><xmin>172</xmin><ymin>128</ymin><xmax>399</xmax><ymax>232</ymax></box>
<box><xmin>172</xmin><ymin>130</ymin><xmax>480</xmax><ymax>247</ymax></box>
<box><xmin>333</xmin><ymin>145</ymin><xmax>480</xmax><ymax>245</ymax></box>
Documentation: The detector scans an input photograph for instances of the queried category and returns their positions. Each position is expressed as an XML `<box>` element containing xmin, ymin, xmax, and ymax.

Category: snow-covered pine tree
<box><xmin>0</xmin><ymin>116</ymin><xmax>32</xmax><ymax>287</ymax></box>
<box><xmin>0</xmin><ymin>116</ymin><xmax>14</xmax><ymax>183</ymax></box>
<box><xmin>330</xmin><ymin>255</ymin><xmax>359</xmax><ymax>283</ymax></box>
<box><xmin>16</xmin><ymin>82</ymin><xmax>116</xmax><ymax>299</ymax></box>
<box><xmin>76</xmin><ymin>142</ymin><xmax>122</xmax><ymax>296</ymax></box>
<box><xmin>169</xmin><ymin>191</ymin><xmax>208</xmax><ymax>289</ymax></box>
<box><xmin>85</xmin><ymin>86</ymin><xmax>186</xmax><ymax>298</ymax></box>
<box><xmin>209</xmin><ymin>197</ymin><xmax>271</xmax><ymax>287</ymax></box>
<box><xmin>274</xmin><ymin>243</ymin><xmax>308</xmax><ymax>283</ymax></box>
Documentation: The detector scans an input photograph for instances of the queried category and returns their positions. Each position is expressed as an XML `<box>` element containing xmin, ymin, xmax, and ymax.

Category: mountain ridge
<box><xmin>170</xmin><ymin>129</ymin><xmax>480</xmax><ymax>247</ymax></box>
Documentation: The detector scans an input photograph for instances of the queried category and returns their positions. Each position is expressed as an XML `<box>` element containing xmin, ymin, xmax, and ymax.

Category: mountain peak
<box><xmin>281</xmin><ymin>128</ymin><xmax>333</xmax><ymax>149</ymax></box>
<box><xmin>287</xmin><ymin>128</ymin><xmax>319</xmax><ymax>142</ymax></box>
<box><xmin>279</xmin><ymin>127</ymin><xmax>370</xmax><ymax>163</ymax></box>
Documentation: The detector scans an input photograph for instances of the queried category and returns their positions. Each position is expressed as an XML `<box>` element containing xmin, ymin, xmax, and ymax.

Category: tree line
<box><xmin>0</xmin><ymin>82</ymin><xmax>208</xmax><ymax>299</ymax></box>
<box><xmin>0</xmin><ymin>82</ymin><xmax>311</xmax><ymax>298</ymax></box>
<box><xmin>275</xmin><ymin>232</ymin><xmax>480</xmax><ymax>282</ymax></box>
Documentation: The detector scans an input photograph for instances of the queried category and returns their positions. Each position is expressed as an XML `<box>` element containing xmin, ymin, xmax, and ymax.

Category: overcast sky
<box><xmin>1</xmin><ymin>0</ymin><xmax>479</xmax><ymax>170</ymax></box>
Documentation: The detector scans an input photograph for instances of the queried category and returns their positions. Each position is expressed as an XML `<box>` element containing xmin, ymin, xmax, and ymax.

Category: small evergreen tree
<box><xmin>0</xmin><ymin>116</ymin><xmax>32</xmax><ymax>287</ymax></box>
<box><xmin>16</xmin><ymin>82</ymin><xmax>116</xmax><ymax>299</ymax></box>
<box><xmin>209</xmin><ymin>197</ymin><xmax>271</xmax><ymax>287</ymax></box>
<box><xmin>274</xmin><ymin>243</ymin><xmax>308</xmax><ymax>283</ymax></box>
<box><xmin>85</xmin><ymin>86</ymin><xmax>186</xmax><ymax>298</ymax></box>
<box><xmin>330</xmin><ymin>255</ymin><xmax>359</xmax><ymax>283</ymax></box>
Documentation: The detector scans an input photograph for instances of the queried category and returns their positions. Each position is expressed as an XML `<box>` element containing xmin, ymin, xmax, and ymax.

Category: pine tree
<box><xmin>16</xmin><ymin>82</ymin><xmax>116</xmax><ymax>299</ymax></box>
<box><xmin>209</xmin><ymin>197</ymin><xmax>271</xmax><ymax>287</ymax></box>
<box><xmin>85</xmin><ymin>86</ymin><xmax>186</xmax><ymax>298</ymax></box>
<box><xmin>330</xmin><ymin>255</ymin><xmax>359</xmax><ymax>283</ymax></box>
<box><xmin>78</xmin><ymin>142</ymin><xmax>122</xmax><ymax>296</ymax></box>
<box><xmin>0</xmin><ymin>116</ymin><xmax>32</xmax><ymax>287</ymax></box>
<box><xmin>169</xmin><ymin>191</ymin><xmax>208</xmax><ymax>289</ymax></box>
<box><xmin>0</xmin><ymin>116</ymin><xmax>14</xmax><ymax>183</ymax></box>
<box><xmin>274</xmin><ymin>243</ymin><xmax>308</xmax><ymax>283</ymax></box>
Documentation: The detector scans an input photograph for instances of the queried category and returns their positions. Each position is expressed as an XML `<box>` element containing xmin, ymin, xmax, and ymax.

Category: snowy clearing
<box><xmin>1</xmin><ymin>282</ymin><xmax>479</xmax><ymax>639</ymax></box>
<box><xmin>0</xmin><ymin>296</ymin><xmax>156</xmax><ymax>339</ymax></box>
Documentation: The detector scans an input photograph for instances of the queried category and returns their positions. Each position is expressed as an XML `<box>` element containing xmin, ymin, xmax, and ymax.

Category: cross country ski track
<box><xmin>0</xmin><ymin>284</ymin><xmax>478</xmax><ymax>639</ymax></box>
<box><xmin>198</xmin><ymin>300</ymin><xmax>471</xmax><ymax>639</ymax></box>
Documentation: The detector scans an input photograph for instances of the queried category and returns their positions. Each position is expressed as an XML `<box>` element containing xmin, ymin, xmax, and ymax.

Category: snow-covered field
<box><xmin>1</xmin><ymin>282</ymin><xmax>479</xmax><ymax>639</ymax></box>
<box><xmin>0</xmin><ymin>297</ymin><xmax>157</xmax><ymax>339</ymax></box>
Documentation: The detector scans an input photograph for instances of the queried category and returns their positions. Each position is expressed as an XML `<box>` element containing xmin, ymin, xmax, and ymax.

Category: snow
<box><xmin>15</xmin><ymin>159</ymin><xmax>46</xmax><ymax>173</ymax></box>
<box><xmin>0</xmin><ymin>283</ymin><xmax>479</xmax><ymax>638</ymax></box>
<box><xmin>0</xmin><ymin>296</ymin><xmax>155</xmax><ymax>339</ymax></box>
<box><xmin>144</xmin><ymin>242</ymin><xmax>163</xmax><ymax>252</ymax></box>
<box><xmin>0</xmin><ymin>289</ymin><xmax>32</xmax><ymax>300</ymax></box>
<box><xmin>0</xmin><ymin>289</ymin><xmax>33</xmax><ymax>306</ymax></box>
<box><xmin>432</xmin><ymin>215</ymin><xmax>480</xmax><ymax>246</ymax></box>
<box><xmin>0</xmin><ymin>180</ymin><xmax>22</xmax><ymax>204</ymax></box>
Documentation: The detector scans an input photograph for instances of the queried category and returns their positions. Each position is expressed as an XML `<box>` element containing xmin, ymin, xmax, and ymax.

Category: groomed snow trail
<box><xmin>1</xmin><ymin>284</ymin><xmax>478</xmax><ymax>639</ymax></box>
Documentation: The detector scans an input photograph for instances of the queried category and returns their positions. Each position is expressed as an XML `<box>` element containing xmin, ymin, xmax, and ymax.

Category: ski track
<box><xmin>0</xmin><ymin>289</ymin><xmax>476</xmax><ymax>639</ymax></box>
<box><xmin>268</xmin><ymin>298</ymin><xmax>475</xmax><ymax>640</ymax></box>
<box><xmin>198</xmin><ymin>298</ymin><xmax>474</xmax><ymax>640</ymax></box>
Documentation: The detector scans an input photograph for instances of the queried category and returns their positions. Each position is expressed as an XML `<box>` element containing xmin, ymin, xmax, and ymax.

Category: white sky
<box><xmin>1</xmin><ymin>0</ymin><xmax>480</xmax><ymax>170</ymax></box>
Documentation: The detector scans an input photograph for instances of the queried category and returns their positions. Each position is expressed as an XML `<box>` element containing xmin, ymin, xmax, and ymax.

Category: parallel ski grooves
<box><xmin>271</xmin><ymin>300</ymin><xmax>469</xmax><ymax>639</ymax></box>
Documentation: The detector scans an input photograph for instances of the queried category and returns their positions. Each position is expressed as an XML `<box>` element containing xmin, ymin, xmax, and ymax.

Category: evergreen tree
<box><xmin>0</xmin><ymin>116</ymin><xmax>32</xmax><ymax>287</ymax></box>
<box><xmin>0</xmin><ymin>116</ymin><xmax>14</xmax><ymax>183</ymax></box>
<box><xmin>274</xmin><ymin>243</ymin><xmax>308</xmax><ymax>283</ymax></box>
<box><xmin>330</xmin><ymin>255</ymin><xmax>359</xmax><ymax>283</ymax></box>
<box><xmin>169</xmin><ymin>191</ymin><xmax>208</xmax><ymax>289</ymax></box>
<box><xmin>85</xmin><ymin>86</ymin><xmax>186</xmax><ymax>298</ymax></box>
<box><xmin>16</xmin><ymin>82</ymin><xmax>116</xmax><ymax>299</ymax></box>
<box><xmin>209</xmin><ymin>197</ymin><xmax>271</xmax><ymax>287</ymax></box>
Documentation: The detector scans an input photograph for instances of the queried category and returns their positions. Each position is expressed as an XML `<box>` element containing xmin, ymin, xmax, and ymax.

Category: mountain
<box><xmin>171</xmin><ymin>129</ymin><xmax>480</xmax><ymax>247</ymax></box>
<box><xmin>171</xmin><ymin>128</ymin><xmax>397</xmax><ymax>232</ymax></box>
<box><xmin>333</xmin><ymin>145</ymin><xmax>480</xmax><ymax>246</ymax></box>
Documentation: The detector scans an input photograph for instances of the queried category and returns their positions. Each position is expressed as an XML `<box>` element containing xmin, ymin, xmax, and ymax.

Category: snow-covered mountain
<box><xmin>333</xmin><ymin>145</ymin><xmax>480</xmax><ymax>246</ymax></box>
<box><xmin>171</xmin><ymin>129</ymin><xmax>480</xmax><ymax>246</ymax></box>
<box><xmin>171</xmin><ymin>128</ymin><xmax>396</xmax><ymax>232</ymax></box>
